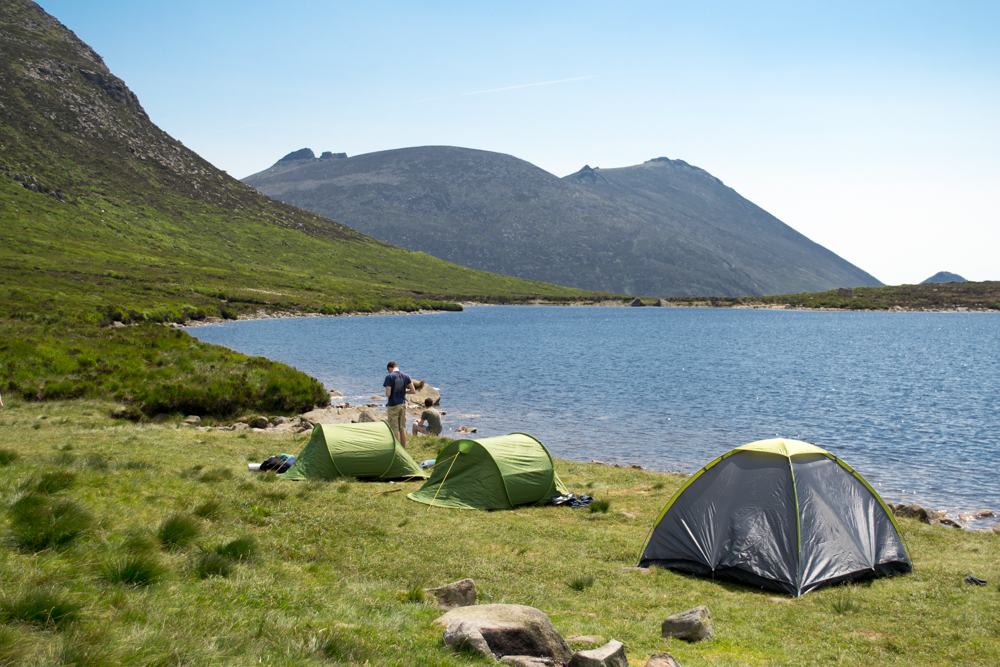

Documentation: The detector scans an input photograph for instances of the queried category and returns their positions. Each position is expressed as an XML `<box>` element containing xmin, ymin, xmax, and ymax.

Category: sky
<box><xmin>39</xmin><ymin>0</ymin><xmax>1000</xmax><ymax>285</ymax></box>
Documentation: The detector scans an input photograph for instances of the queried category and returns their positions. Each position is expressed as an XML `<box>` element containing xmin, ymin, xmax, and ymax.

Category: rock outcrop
<box><xmin>661</xmin><ymin>606</ymin><xmax>713</xmax><ymax>642</ymax></box>
<box><xmin>568</xmin><ymin>639</ymin><xmax>628</xmax><ymax>667</ymax></box>
<box><xmin>436</xmin><ymin>604</ymin><xmax>571</xmax><ymax>661</ymax></box>
<box><xmin>425</xmin><ymin>578</ymin><xmax>477</xmax><ymax>609</ymax></box>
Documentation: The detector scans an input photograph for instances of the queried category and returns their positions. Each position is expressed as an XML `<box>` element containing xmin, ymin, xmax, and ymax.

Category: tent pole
<box><xmin>428</xmin><ymin>450</ymin><xmax>461</xmax><ymax>510</ymax></box>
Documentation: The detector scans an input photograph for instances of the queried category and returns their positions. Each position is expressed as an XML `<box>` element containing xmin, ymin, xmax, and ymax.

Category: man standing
<box><xmin>411</xmin><ymin>397</ymin><xmax>444</xmax><ymax>438</ymax></box>
<box><xmin>383</xmin><ymin>361</ymin><xmax>415</xmax><ymax>448</ymax></box>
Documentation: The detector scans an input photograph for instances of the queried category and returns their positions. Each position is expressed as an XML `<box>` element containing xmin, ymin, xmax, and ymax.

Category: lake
<box><xmin>187</xmin><ymin>306</ymin><xmax>1000</xmax><ymax>522</ymax></box>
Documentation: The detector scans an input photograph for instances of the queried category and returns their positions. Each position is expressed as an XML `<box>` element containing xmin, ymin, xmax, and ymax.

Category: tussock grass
<box><xmin>193</xmin><ymin>498</ymin><xmax>223</xmax><ymax>520</ymax></box>
<box><xmin>215</xmin><ymin>536</ymin><xmax>257</xmax><ymax>562</ymax></box>
<box><xmin>589</xmin><ymin>499</ymin><xmax>611</xmax><ymax>513</ymax></box>
<box><xmin>194</xmin><ymin>551</ymin><xmax>231</xmax><ymax>579</ymax></box>
<box><xmin>0</xmin><ymin>400</ymin><xmax>997</xmax><ymax>665</ymax></box>
<box><xmin>9</xmin><ymin>494</ymin><xmax>92</xmax><ymax>551</ymax></box>
<box><xmin>0</xmin><ymin>587</ymin><xmax>79</xmax><ymax>629</ymax></box>
<box><xmin>398</xmin><ymin>583</ymin><xmax>425</xmax><ymax>603</ymax></box>
<box><xmin>33</xmin><ymin>470</ymin><xmax>76</xmax><ymax>494</ymax></box>
<box><xmin>0</xmin><ymin>450</ymin><xmax>17</xmax><ymax>467</ymax></box>
<box><xmin>156</xmin><ymin>514</ymin><xmax>200</xmax><ymax>548</ymax></box>
<box><xmin>103</xmin><ymin>552</ymin><xmax>166</xmax><ymax>586</ymax></box>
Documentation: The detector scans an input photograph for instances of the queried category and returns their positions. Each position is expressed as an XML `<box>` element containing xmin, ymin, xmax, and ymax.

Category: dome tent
<box><xmin>407</xmin><ymin>433</ymin><xmax>568</xmax><ymax>509</ymax></box>
<box><xmin>279</xmin><ymin>422</ymin><xmax>427</xmax><ymax>481</ymax></box>
<box><xmin>638</xmin><ymin>439</ymin><xmax>911</xmax><ymax>596</ymax></box>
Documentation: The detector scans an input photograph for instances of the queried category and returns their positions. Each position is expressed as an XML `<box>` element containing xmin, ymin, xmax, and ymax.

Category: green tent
<box><xmin>279</xmin><ymin>422</ymin><xmax>427</xmax><ymax>481</ymax></box>
<box><xmin>407</xmin><ymin>433</ymin><xmax>568</xmax><ymax>509</ymax></box>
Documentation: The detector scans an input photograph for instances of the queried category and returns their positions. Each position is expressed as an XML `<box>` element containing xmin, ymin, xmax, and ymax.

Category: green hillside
<box><xmin>244</xmin><ymin>147</ymin><xmax>881</xmax><ymax>297</ymax></box>
<box><xmin>0</xmin><ymin>0</ymin><xmax>609</xmax><ymax>418</ymax></box>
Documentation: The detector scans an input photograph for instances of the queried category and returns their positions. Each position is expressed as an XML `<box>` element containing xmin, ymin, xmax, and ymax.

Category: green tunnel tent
<box><xmin>407</xmin><ymin>433</ymin><xmax>568</xmax><ymax>509</ymax></box>
<box><xmin>638</xmin><ymin>439</ymin><xmax>911</xmax><ymax>596</ymax></box>
<box><xmin>279</xmin><ymin>422</ymin><xmax>427</xmax><ymax>481</ymax></box>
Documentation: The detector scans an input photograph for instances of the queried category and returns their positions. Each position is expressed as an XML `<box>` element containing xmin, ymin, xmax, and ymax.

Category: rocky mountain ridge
<box><xmin>245</xmin><ymin>147</ymin><xmax>882</xmax><ymax>297</ymax></box>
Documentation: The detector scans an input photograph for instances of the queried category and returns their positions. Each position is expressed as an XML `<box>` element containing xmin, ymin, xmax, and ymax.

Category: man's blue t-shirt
<box><xmin>384</xmin><ymin>370</ymin><xmax>411</xmax><ymax>407</ymax></box>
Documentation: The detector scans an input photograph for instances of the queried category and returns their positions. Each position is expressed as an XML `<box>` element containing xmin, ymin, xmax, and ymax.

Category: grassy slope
<box><xmin>0</xmin><ymin>0</ymin><xmax>613</xmax><ymax>416</ymax></box>
<box><xmin>652</xmin><ymin>281</ymin><xmax>1000</xmax><ymax>311</ymax></box>
<box><xmin>0</xmin><ymin>399</ymin><xmax>998</xmax><ymax>666</ymax></box>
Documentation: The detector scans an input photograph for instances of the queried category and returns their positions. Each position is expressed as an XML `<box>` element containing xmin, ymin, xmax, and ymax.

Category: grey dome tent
<box><xmin>638</xmin><ymin>439</ymin><xmax>911</xmax><ymax>596</ymax></box>
<box><xmin>279</xmin><ymin>422</ymin><xmax>426</xmax><ymax>481</ymax></box>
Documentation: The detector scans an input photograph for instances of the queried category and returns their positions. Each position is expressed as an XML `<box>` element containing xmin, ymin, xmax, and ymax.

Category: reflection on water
<box><xmin>188</xmin><ymin>307</ymin><xmax>1000</xmax><ymax>520</ymax></box>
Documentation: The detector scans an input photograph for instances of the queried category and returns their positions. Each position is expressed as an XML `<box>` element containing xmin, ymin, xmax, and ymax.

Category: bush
<box><xmin>0</xmin><ymin>449</ymin><xmax>17</xmax><ymax>467</ymax></box>
<box><xmin>157</xmin><ymin>514</ymin><xmax>201</xmax><ymax>548</ymax></box>
<box><xmin>195</xmin><ymin>552</ymin><xmax>231</xmax><ymax>578</ymax></box>
<box><xmin>103</xmin><ymin>553</ymin><xmax>166</xmax><ymax>586</ymax></box>
<box><xmin>0</xmin><ymin>587</ymin><xmax>79</xmax><ymax>629</ymax></box>
<box><xmin>9</xmin><ymin>494</ymin><xmax>92</xmax><ymax>551</ymax></box>
<box><xmin>215</xmin><ymin>536</ymin><xmax>257</xmax><ymax>562</ymax></box>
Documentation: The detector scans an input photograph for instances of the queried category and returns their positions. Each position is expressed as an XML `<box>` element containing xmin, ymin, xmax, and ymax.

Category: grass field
<box><xmin>0</xmin><ymin>399</ymin><xmax>997</xmax><ymax>666</ymax></box>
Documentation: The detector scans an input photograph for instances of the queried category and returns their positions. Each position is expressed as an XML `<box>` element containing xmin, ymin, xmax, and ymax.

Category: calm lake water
<box><xmin>188</xmin><ymin>306</ymin><xmax>1000</xmax><ymax>519</ymax></box>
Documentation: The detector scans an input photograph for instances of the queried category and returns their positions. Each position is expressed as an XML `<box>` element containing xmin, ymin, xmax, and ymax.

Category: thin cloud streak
<box><xmin>389</xmin><ymin>75</ymin><xmax>599</xmax><ymax>107</ymax></box>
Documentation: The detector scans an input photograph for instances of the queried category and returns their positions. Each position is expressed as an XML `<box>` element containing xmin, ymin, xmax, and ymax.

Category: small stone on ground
<box><xmin>661</xmin><ymin>605</ymin><xmax>713</xmax><ymax>642</ymax></box>
<box><xmin>568</xmin><ymin>639</ymin><xmax>628</xmax><ymax>667</ymax></box>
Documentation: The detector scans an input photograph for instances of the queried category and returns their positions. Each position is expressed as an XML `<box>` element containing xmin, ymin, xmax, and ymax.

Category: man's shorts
<box><xmin>387</xmin><ymin>404</ymin><xmax>406</xmax><ymax>436</ymax></box>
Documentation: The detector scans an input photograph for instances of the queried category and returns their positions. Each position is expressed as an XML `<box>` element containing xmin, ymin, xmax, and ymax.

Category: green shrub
<box><xmin>195</xmin><ymin>552</ymin><xmax>231</xmax><ymax>578</ymax></box>
<box><xmin>0</xmin><ymin>587</ymin><xmax>79</xmax><ymax>629</ymax></box>
<box><xmin>9</xmin><ymin>494</ymin><xmax>92</xmax><ymax>551</ymax></box>
<box><xmin>589</xmin><ymin>499</ymin><xmax>611</xmax><ymax>513</ymax></box>
<box><xmin>0</xmin><ymin>450</ymin><xmax>18</xmax><ymax>467</ymax></box>
<box><xmin>34</xmin><ymin>471</ymin><xmax>76</xmax><ymax>494</ymax></box>
<box><xmin>156</xmin><ymin>514</ymin><xmax>201</xmax><ymax>548</ymax></box>
<box><xmin>215</xmin><ymin>536</ymin><xmax>257</xmax><ymax>562</ymax></box>
<box><xmin>103</xmin><ymin>553</ymin><xmax>166</xmax><ymax>586</ymax></box>
<box><xmin>568</xmin><ymin>575</ymin><xmax>595</xmax><ymax>592</ymax></box>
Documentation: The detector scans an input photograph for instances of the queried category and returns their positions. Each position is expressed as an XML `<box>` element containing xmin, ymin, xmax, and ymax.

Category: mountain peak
<box><xmin>922</xmin><ymin>271</ymin><xmax>967</xmax><ymax>284</ymax></box>
<box><xmin>278</xmin><ymin>148</ymin><xmax>316</xmax><ymax>163</ymax></box>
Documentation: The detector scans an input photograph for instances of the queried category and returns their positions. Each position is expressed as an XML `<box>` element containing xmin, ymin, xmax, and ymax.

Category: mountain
<box><xmin>921</xmin><ymin>271</ymin><xmax>967</xmax><ymax>284</ymax></box>
<box><xmin>0</xmin><ymin>1</ymin><xmax>605</xmax><ymax>417</ymax></box>
<box><xmin>245</xmin><ymin>148</ymin><xmax>881</xmax><ymax>297</ymax></box>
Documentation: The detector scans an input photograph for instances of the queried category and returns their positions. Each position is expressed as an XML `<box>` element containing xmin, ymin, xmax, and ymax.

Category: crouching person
<box><xmin>412</xmin><ymin>398</ymin><xmax>444</xmax><ymax>437</ymax></box>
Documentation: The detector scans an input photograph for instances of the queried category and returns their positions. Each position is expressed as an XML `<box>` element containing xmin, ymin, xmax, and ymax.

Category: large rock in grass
<box><xmin>425</xmin><ymin>578</ymin><xmax>477</xmax><ymax>609</ymax></box>
<box><xmin>436</xmin><ymin>604</ymin><xmax>571</xmax><ymax>660</ymax></box>
<box><xmin>568</xmin><ymin>639</ymin><xmax>628</xmax><ymax>667</ymax></box>
<box><xmin>646</xmin><ymin>654</ymin><xmax>683</xmax><ymax>667</ymax></box>
<box><xmin>661</xmin><ymin>606</ymin><xmax>713</xmax><ymax>642</ymax></box>
<box><xmin>443</xmin><ymin>621</ymin><xmax>492</xmax><ymax>658</ymax></box>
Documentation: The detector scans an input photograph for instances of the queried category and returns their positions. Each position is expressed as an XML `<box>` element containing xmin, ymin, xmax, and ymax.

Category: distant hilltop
<box><xmin>244</xmin><ymin>146</ymin><xmax>882</xmax><ymax>298</ymax></box>
<box><xmin>922</xmin><ymin>272</ymin><xmax>968</xmax><ymax>284</ymax></box>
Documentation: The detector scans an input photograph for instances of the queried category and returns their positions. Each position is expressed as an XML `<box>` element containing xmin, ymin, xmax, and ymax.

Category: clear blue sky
<box><xmin>40</xmin><ymin>0</ymin><xmax>1000</xmax><ymax>285</ymax></box>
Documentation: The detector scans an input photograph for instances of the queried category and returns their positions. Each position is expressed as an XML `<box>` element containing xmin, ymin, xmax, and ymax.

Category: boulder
<box><xmin>568</xmin><ymin>639</ymin><xmax>628</xmax><ymax>667</ymax></box>
<box><xmin>182</xmin><ymin>415</ymin><xmax>201</xmax><ymax>426</ymax></box>
<box><xmin>436</xmin><ymin>604</ymin><xmax>571</xmax><ymax>660</ymax></box>
<box><xmin>661</xmin><ymin>606</ymin><xmax>713</xmax><ymax>642</ymax></box>
<box><xmin>357</xmin><ymin>408</ymin><xmax>382</xmax><ymax>423</ymax></box>
<box><xmin>501</xmin><ymin>657</ymin><xmax>559</xmax><ymax>666</ymax></box>
<box><xmin>443</xmin><ymin>620</ymin><xmax>492</xmax><ymax>658</ymax></box>
<box><xmin>646</xmin><ymin>654</ymin><xmax>683</xmax><ymax>667</ymax></box>
<box><xmin>231</xmin><ymin>422</ymin><xmax>249</xmax><ymax>432</ymax></box>
<box><xmin>408</xmin><ymin>381</ymin><xmax>441</xmax><ymax>407</ymax></box>
<box><xmin>892</xmin><ymin>503</ymin><xmax>936</xmax><ymax>524</ymax></box>
<box><xmin>425</xmin><ymin>578</ymin><xmax>477</xmax><ymax>609</ymax></box>
<box><xmin>932</xmin><ymin>518</ymin><xmax>963</xmax><ymax>529</ymax></box>
<box><xmin>630</xmin><ymin>298</ymin><xmax>644</xmax><ymax>307</ymax></box>
<box><xmin>250</xmin><ymin>416</ymin><xmax>269</xmax><ymax>429</ymax></box>
<box><xmin>993</xmin><ymin>523</ymin><xmax>1000</xmax><ymax>534</ymax></box>
<box><xmin>269</xmin><ymin>416</ymin><xmax>289</xmax><ymax>426</ymax></box>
